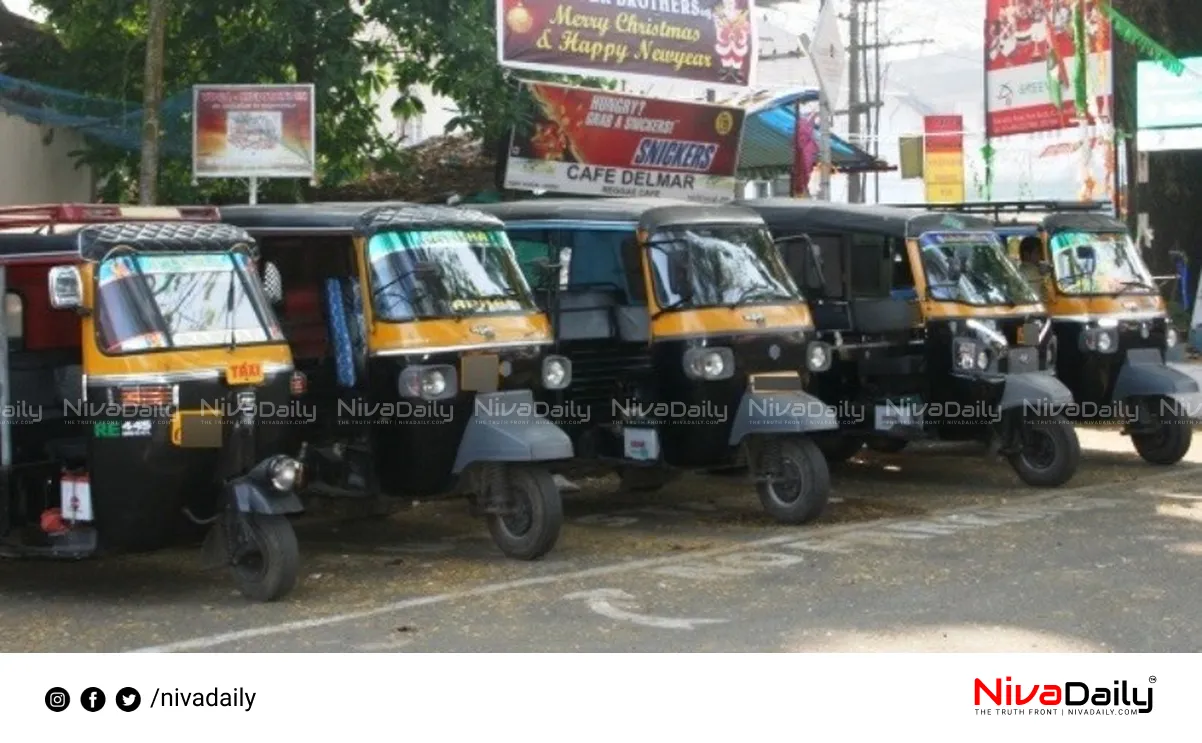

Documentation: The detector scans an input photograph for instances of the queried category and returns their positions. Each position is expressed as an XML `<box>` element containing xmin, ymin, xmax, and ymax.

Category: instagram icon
<box><xmin>45</xmin><ymin>687</ymin><xmax>70</xmax><ymax>712</ymax></box>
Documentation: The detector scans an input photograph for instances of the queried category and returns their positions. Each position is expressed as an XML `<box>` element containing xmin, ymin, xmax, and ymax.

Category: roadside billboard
<box><xmin>984</xmin><ymin>0</ymin><xmax>1113</xmax><ymax>137</ymax></box>
<box><xmin>503</xmin><ymin>82</ymin><xmax>744</xmax><ymax>203</ymax></box>
<box><xmin>1137</xmin><ymin>56</ymin><xmax>1202</xmax><ymax>152</ymax></box>
<box><xmin>192</xmin><ymin>84</ymin><xmax>316</xmax><ymax>179</ymax></box>
<box><xmin>923</xmin><ymin>115</ymin><xmax>965</xmax><ymax>204</ymax></box>
<box><xmin>496</xmin><ymin>0</ymin><xmax>757</xmax><ymax>89</ymax></box>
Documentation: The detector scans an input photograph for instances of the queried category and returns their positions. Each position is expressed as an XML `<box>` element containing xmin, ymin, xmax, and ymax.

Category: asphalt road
<box><xmin>1</xmin><ymin>428</ymin><xmax>1200</xmax><ymax>652</ymax></box>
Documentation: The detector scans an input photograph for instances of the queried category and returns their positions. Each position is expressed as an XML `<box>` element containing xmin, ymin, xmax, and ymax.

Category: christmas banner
<box><xmin>923</xmin><ymin>115</ymin><xmax>965</xmax><ymax>204</ymax></box>
<box><xmin>984</xmin><ymin>0</ymin><xmax>1112</xmax><ymax>137</ymax></box>
<box><xmin>192</xmin><ymin>84</ymin><xmax>315</xmax><ymax>179</ymax></box>
<box><xmin>496</xmin><ymin>0</ymin><xmax>757</xmax><ymax>88</ymax></box>
<box><xmin>504</xmin><ymin>82</ymin><xmax>744</xmax><ymax>203</ymax></box>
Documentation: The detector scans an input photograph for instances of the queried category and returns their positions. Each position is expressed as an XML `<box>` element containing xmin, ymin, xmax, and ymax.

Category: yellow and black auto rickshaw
<box><xmin>740</xmin><ymin>199</ymin><xmax>1081</xmax><ymax>487</ymax></box>
<box><xmin>922</xmin><ymin>200</ymin><xmax>1202</xmax><ymax>465</ymax></box>
<box><xmin>475</xmin><ymin>198</ymin><xmax>839</xmax><ymax>524</ymax></box>
<box><xmin>218</xmin><ymin>203</ymin><xmax>574</xmax><ymax>560</ymax></box>
<box><xmin>0</xmin><ymin>204</ymin><xmax>304</xmax><ymax>601</ymax></box>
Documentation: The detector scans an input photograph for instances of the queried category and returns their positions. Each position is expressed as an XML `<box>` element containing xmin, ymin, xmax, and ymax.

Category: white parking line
<box><xmin>130</xmin><ymin>467</ymin><xmax>1200</xmax><ymax>653</ymax></box>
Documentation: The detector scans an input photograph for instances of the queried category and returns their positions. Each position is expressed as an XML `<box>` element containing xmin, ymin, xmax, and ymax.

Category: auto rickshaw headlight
<box><xmin>542</xmin><ymin>355</ymin><xmax>572</xmax><ymax>389</ymax></box>
<box><xmin>1167</xmin><ymin>327</ymin><xmax>1179</xmax><ymax>348</ymax></box>
<box><xmin>399</xmin><ymin>365</ymin><xmax>459</xmax><ymax>400</ymax></box>
<box><xmin>805</xmin><ymin>341</ymin><xmax>832</xmax><ymax>372</ymax></box>
<box><xmin>268</xmin><ymin>456</ymin><xmax>301</xmax><ymax>492</ymax></box>
<box><xmin>952</xmin><ymin>338</ymin><xmax>979</xmax><ymax>371</ymax></box>
<box><xmin>976</xmin><ymin>350</ymin><xmax>990</xmax><ymax>370</ymax></box>
<box><xmin>683</xmin><ymin>347</ymin><xmax>735</xmax><ymax>381</ymax></box>
<box><xmin>1081</xmin><ymin>327</ymin><xmax>1118</xmax><ymax>354</ymax></box>
<box><xmin>1046</xmin><ymin>335</ymin><xmax>1058</xmax><ymax>367</ymax></box>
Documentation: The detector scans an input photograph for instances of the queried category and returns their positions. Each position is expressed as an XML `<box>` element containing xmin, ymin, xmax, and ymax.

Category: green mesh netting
<box><xmin>0</xmin><ymin>72</ymin><xmax>192</xmax><ymax>156</ymax></box>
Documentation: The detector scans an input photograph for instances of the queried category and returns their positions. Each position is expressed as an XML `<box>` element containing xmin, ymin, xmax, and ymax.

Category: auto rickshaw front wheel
<box><xmin>1006</xmin><ymin>416</ymin><xmax>1080</xmax><ymax>488</ymax></box>
<box><xmin>229</xmin><ymin>515</ymin><xmax>300</xmax><ymax>602</ymax></box>
<box><xmin>754</xmin><ymin>437</ymin><xmax>831</xmax><ymax>525</ymax></box>
<box><xmin>485</xmin><ymin>467</ymin><xmax>563</xmax><ymax>561</ymax></box>
<box><xmin>1131</xmin><ymin>413</ymin><xmax>1193</xmax><ymax>466</ymax></box>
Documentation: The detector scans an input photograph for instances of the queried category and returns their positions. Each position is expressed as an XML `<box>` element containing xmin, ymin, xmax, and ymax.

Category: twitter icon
<box><xmin>116</xmin><ymin>687</ymin><xmax>141</xmax><ymax>712</ymax></box>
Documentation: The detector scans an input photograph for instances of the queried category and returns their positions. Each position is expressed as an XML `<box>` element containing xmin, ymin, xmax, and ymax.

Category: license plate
<box><xmin>226</xmin><ymin>361</ymin><xmax>264</xmax><ymax>385</ymax></box>
<box><xmin>623</xmin><ymin>427</ymin><xmax>660</xmax><ymax>461</ymax></box>
<box><xmin>170</xmin><ymin>411</ymin><xmax>224</xmax><ymax>448</ymax></box>
<box><xmin>874</xmin><ymin>403</ymin><xmax>921</xmax><ymax>431</ymax></box>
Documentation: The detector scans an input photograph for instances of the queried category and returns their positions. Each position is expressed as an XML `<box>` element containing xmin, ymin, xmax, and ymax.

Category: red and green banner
<box><xmin>504</xmin><ymin>82</ymin><xmax>745</xmax><ymax>203</ymax></box>
<box><xmin>496</xmin><ymin>0</ymin><xmax>757</xmax><ymax>88</ymax></box>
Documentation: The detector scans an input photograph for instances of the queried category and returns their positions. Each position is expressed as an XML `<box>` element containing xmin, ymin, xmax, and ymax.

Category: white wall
<box><xmin>0</xmin><ymin>112</ymin><xmax>93</xmax><ymax>205</ymax></box>
<box><xmin>375</xmin><ymin>82</ymin><xmax>463</xmax><ymax>147</ymax></box>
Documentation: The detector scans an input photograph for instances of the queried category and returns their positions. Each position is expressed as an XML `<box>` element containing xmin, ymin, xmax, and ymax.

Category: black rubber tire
<box><xmin>755</xmin><ymin>437</ymin><xmax>832</xmax><ymax>525</ymax></box>
<box><xmin>1007</xmin><ymin>416</ymin><xmax>1080</xmax><ymax>488</ymax></box>
<box><xmin>230</xmin><ymin>515</ymin><xmax>300</xmax><ymax>602</ymax></box>
<box><xmin>815</xmin><ymin>433</ymin><xmax>863</xmax><ymax>464</ymax></box>
<box><xmin>866</xmin><ymin>436</ymin><xmax>908</xmax><ymax>453</ymax></box>
<box><xmin>1133</xmin><ymin>418</ymin><xmax>1193</xmax><ymax>465</ymax></box>
<box><xmin>486</xmin><ymin>468</ymin><xmax>563</xmax><ymax>560</ymax></box>
<box><xmin>618</xmin><ymin>466</ymin><xmax>678</xmax><ymax>492</ymax></box>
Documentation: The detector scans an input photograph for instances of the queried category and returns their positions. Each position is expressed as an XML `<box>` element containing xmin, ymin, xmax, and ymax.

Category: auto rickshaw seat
<box><xmin>281</xmin><ymin>287</ymin><xmax>329</xmax><ymax>360</ymax></box>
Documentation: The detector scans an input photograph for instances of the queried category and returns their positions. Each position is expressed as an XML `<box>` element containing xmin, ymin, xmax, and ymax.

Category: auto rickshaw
<box><xmin>474</xmin><ymin>198</ymin><xmax>839</xmax><ymax>524</ymax></box>
<box><xmin>738</xmin><ymin>199</ymin><xmax>1081</xmax><ymax>487</ymax></box>
<box><xmin>909</xmin><ymin>200</ymin><xmax>1202</xmax><ymax>465</ymax></box>
<box><xmin>217</xmin><ymin>202</ymin><xmax>574</xmax><ymax>559</ymax></box>
<box><xmin>0</xmin><ymin>204</ymin><xmax>304</xmax><ymax>601</ymax></box>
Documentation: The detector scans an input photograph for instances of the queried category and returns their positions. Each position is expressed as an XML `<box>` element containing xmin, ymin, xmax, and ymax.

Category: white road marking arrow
<box><xmin>564</xmin><ymin>588</ymin><xmax>728</xmax><ymax>630</ymax></box>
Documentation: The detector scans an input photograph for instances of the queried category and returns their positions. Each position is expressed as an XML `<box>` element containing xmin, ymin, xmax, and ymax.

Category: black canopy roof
<box><xmin>737</xmin><ymin>198</ymin><xmax>997</xmax><ymax>238</ymax></box>
<box><xmin>475</xmin><ymin>198</ymin><xmax>765</xmax><ymax>232</ymax></box>
<box><xmin>219</xmin><ymin>202</ymin><xmax>502</xmax><ymax>236</ymax></box>
<box><xmin>0</xmin><ymin>221</ymin><xmax>257</xmax><ymax>263</ymax></box>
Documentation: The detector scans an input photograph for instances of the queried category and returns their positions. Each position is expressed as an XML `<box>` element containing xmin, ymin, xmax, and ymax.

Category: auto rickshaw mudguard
<box><xmin>1110</xmin><ymin>349</ymin><xmax>1202</xmax><ymax>417</ymax></box>
<box><xmin>451</xmin><ymin>390</ymin><xmax>574</xmax><ymax>474</ymax></box>
<box><xmin>728</xmin><ymin>390</ymin><xmax>839</xmax><ymax>446</ymax></box>
<box><xmin>998</xmin><ymin>371</ymin><xmax>1075</xmax><ymax>412</ymax></box>
<box><xmin>226</xmin><ymin>477</ymin><xmax>304</xmax><ymax>515</ymax></box>
<box><xmin>1113</xmin><ymin>348</ymin><xmax>1201</xmax><ymax>401</ymax></box>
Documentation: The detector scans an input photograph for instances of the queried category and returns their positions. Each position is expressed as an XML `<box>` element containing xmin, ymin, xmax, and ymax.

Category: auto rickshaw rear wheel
<box><xmin>814</xmin><ymin>433</ymin><xmax>863</xmax><ymax>464</ymax></box>
<box><xmin>486</xmin><ymin>467</ymin><xmax>563</xmax><ymax>561</ymax></box>
<box><xmin>1131</xmin><ymin>407</ymin><xmax>1193</xmax><ymax>466</ymax></box>
<box><xmin>866</xmin><ymin>436</ymin><xmax>908</xmax><ymax>453</ymax></box>
<box><xmin>618</xmin><ymin>466</ymin><xmax>680</xmax><ymax>492</ymax></box>
<box><xmin>229</xmin><ymin>515</ymin><xmax>300</xmax><ymax>602</ymax></box>
<box><xmin>754</xmin><ymin>437</ymin><xmax>831</xmax><ymax>525</ymax></box>
<box><xmin>1006</xmin><ymin>416</ymin><xmax>1080</xmax><ymax>488</ymax></box>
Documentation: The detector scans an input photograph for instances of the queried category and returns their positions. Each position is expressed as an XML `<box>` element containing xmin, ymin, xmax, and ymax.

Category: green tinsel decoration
<box><xmin>980</xmin><ymin>140</ymin><xmax>995</xmax><ymax>201</ymax></box>
<box><xmin>1072</xmin><ymin>0</ymin><xmax>1089</xmax><ymax>116</ymax></box>
<box><xmin>1104</xmin><ymin>3</ymin><xmax>1185</xmax><ymax>76</ymax></box>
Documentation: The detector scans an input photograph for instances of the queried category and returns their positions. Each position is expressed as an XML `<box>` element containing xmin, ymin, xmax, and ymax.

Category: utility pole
<box><xmin>139</xmin><ymin>0</ymin><xmax>169</xmax><ymax>205</ymax></box>
<box><xmin>846</xmin><ymin>0</ymin><xmax>862</xmax><ymax>203</ymax></box>
<box><xmin>840</xmin><ymin>0</ymin><xmax>931</xmax><ymax>204</ymax></box>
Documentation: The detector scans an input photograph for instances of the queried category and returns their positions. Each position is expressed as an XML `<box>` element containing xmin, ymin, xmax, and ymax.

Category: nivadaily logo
<box><xmin>974</xmin><ymin>676</ymin><xmax>1154</xmax><ymax>716</ymax></box>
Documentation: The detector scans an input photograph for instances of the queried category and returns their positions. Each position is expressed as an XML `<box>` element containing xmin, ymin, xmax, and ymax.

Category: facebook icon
<box><xmin>81</xmin><ymin>687</ymin><xmax>106</xmax><ymax>712</ymax></box>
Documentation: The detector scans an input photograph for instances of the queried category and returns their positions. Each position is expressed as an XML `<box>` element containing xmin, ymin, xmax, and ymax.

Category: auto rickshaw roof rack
<box><xmin>218</xmin><ymin>201</ymin><xmax>504</xmax><ymax>236</ymax></box>
<box><xmin>0</xmin><ymin>203</ymin><xmax>220</xmax><ymax>233</ymax></box>
<box><xmin>0</xmin><ymin>220</ymin><xmax>258</xmax><ymax>263</ymax></box>
<box><xmin>884</xmin><ymin>200</ymin><xmax>1114</xmax><ymax>224</ymax></box>
<box><xmin>736</xmin><ymin>198</ymin><xmax>998</xmax><ymax>238</ymax></box>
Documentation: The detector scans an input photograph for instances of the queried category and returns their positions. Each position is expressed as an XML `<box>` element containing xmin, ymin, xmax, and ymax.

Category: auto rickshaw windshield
<box><xmin>1048</xmin><ymin>230</ymin><xmax>1156</xmax><ymax>295</ymax></box>
<box><xmin>96</xmin><ymin>251</ymin><xmax>284</xmax><ymax>354</ymax></box>
<box><xmin>648</xmin><ymin>224</ymin><xmax>800</xmax><ymax>309</ymax></box>
<box><xmin>919</xmin><ymin>231</ymin><xmax>1039</xmax><ymax>307</ymax></box>
<box><xmin>368</xmin><ymin>228</ymin><xmax>537</xmax><ymax>321</ymax></box>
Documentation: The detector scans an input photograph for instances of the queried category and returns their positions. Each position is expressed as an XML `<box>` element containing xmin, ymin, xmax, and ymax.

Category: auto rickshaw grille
<box><xmin>561</xmin><ymin>343</ymin><xmax>653</xmax><ymax>406</ymax></box>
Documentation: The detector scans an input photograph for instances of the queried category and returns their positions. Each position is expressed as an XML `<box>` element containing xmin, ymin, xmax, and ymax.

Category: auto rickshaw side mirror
<box><xmin>262</xmin><ymin>261</ymin><xmax>284</xmax><ymax>305</ymax></box>
<box><xmin>1037</xmin><ymin>261</ymin><xmax>1053</xmax><ymax>277</ymax></box>
<box><xmin>47</xmin><ymin>265</ymin><xmax>84</xmax><ymax>310</ymax></box>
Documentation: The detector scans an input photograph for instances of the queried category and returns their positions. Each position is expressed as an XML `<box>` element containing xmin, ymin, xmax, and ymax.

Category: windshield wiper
<box><xmin>726</xmin><ymin>287</ymin><xmax>792</xmax><ymax>307</ymax></box>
